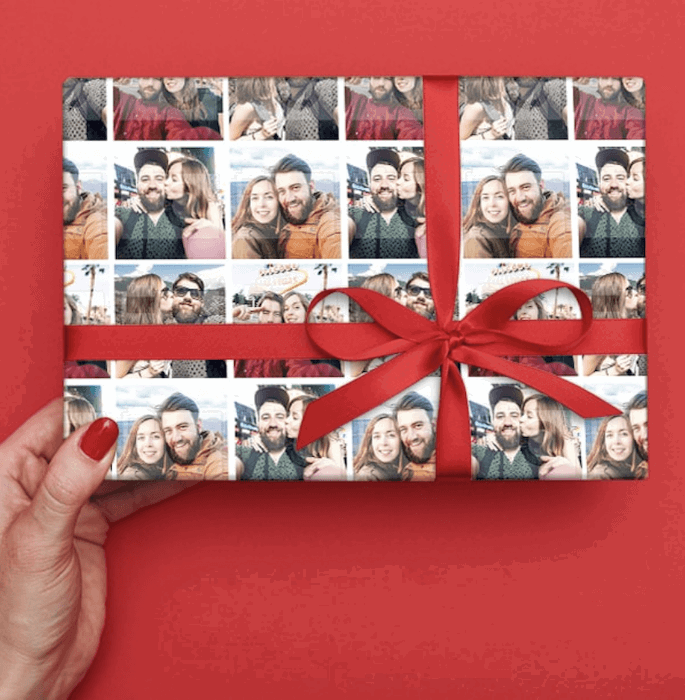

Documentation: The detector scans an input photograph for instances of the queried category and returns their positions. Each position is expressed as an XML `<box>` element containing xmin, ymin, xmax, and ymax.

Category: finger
<box><xmin>29</xmin><ymin>418</ymin><xmax>118</xmax><ymax>547</ymax></box>
<box><xmin>1</xmin><ymin>397</ymin><xmax>69</xmax><ymax>470</ymax></box>
<box><xmin>93</xmin><ymin>482</ymin><xmax>197</xmax><ymax>523</ymax></box>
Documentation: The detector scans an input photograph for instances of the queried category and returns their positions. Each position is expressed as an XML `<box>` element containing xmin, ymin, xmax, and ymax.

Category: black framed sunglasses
<box><xmin>160</xmin><ymin>287</ymin><xmax>171</xmax><ymax>298</ymax></box>
<box><xmin>407</xmin><ymin>284</ymin><xmax>432</xmax><ymax>299</ymax></box>
<box><xmin>173</xmin><ymin>286</ymin><xmax>203</xmax><ymax>299</ymax></box>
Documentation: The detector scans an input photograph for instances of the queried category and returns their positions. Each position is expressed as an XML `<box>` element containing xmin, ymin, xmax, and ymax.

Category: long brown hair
<box><xmin>522</xmin><ymin>394</ymin><xmax>566</xmax><ymax>458</ymax></box>
<box><xmin>591</xmin><ymin>272</ymin><xmax>628</xmax><ymax>319</ymax></box>
<box><xmin>353</xmin><ymin>413</ymin><xmax>406</xmax><ymax>476</ymax></box>
<box><xmin>117</xmin><ymin>414</ymin><xmax>171</xmax><ymax>477</ymax></box>
<box><xmin>234</xmin><ymin>78</ymin><xmax>277</xmax><ymax>107</ymax></box>
<box><xmin>352</xmin><ymin>273</ymin><xmax>399</xmax><ymax>323</ymax></box>
<box><xmin>462</xmin><ymin>77</ymin><xmax>506</xmax><ymax>108</ymax></box>
<box><xmin>170</xmin><ymin>156</ymin><xmax>215</xmax><ymax>220</ymax></box>
<box><xmin>587</xmin><ymin>415</ymin><xmax>640</xmax><ymax>476</ymax></box>
<box><xmin>64</xmin><ymin>395</ymin><xmax>96</xmax><ymax>434</ymax></box>
<box><xmin>393</xmin><ymin>77</ymin><xmax>423</xmax><ymax>113</ymax></box>
<box><xmin>162</xmin><ymin>78</ymin><xmax>208</xmax><ymax>122</ymax></box>
<box><xmin>400</xmin><ymin>156</ymin><xmax>426</xmax><ymax>218</ymax></box>
<box><xmin>462</xmin><ymin>175</ymin><xmax>511</xmax><ymax>233</ymax></box>
<box><xmin>289</xmin><ymin>394</ymin><xmax>330</xmax><ymax>459</ymax></box>
<box><xmin>123</xmin><ymin>274</ymin><xmax>164</xmax><ymax>325</ymax></box>
<box><xmin>231</xmin><ymin>175</ymin><xmax>283</xmax><ymax>232</ymax></box>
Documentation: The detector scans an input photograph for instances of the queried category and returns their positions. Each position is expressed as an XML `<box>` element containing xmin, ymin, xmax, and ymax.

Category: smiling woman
<box><xmin>118</xmin><ymin>415</ymin><xmax>170</xmax><ymax>480</ymax></box>
<box><xmin>587</xmin><ymin>415</ymin><xmax>642</xmax><ymax>479</ymax></box>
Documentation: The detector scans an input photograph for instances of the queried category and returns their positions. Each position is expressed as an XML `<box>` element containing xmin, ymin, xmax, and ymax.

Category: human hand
<box><xmin>0</xmin><ymin>399</ymin><xmax>193</xmax><ymax>699</ymax></box>
<box><xmin>489</xmin><ymin>117</ymin><xmax>508</xmax><ymax>139</ymax></box>
<box><xmin>303</xmin><ymin>457</ymin><xmax>347</xmax><ymax>481</ymax></box>
<box><xmin>260</xmin><ymin>117</ymin><xmax>279</xmax><ymax>139</ymax></box>
<box><xmin>147</xmin><ymin>360</ymin><xmax>167</xmax><ymax>377</ymax></box>
<box><xmin>483</xmin><ymin>432</ymin><xmax>502</xmax><ymax>452</ymax></box>
<box><xmin>591</xmin><ymin>193</ymin><xmax>610</xmax><ymax>213</ymax></box>
<box><xmin>345</xmin><ymin>77</ymin><xmax>363</xmax><ymax>86</ymax></box>
<box><xmin>574</xmin><ymin>77</ymin><xmax>591</xmax><ymax>85</ymax></box>
<box><xmin>232</xmin><ymin>304</ymin><xmax>254</xmax><ymax>322</ymax></box>
<box><xmin>613</xmin><ymin>355</ymin><xmax>634</xmax><ymax>375</ymax></box>
<box><xmin>122</xmin><ymin>194</ymin><xmax>145</xmax><ymax>214</ymax></box>
<box><xmin>247</xmin><ymin>434</ymin><xmax>267</xmax><ymax>453</ymax></box>
<box><xmin>539</xmin><ymin>455</ymin><xmax>582</xmax><ymax>480</ymax></box>
<box><xmin>361</xmin><ymin>193</ymin><xmax>380</xmax><ymax>213</ymax></box>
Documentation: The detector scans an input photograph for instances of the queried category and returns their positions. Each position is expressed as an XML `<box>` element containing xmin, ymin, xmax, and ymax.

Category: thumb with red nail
<box><xmin>0</xmin><ymin>399</ymin><xmax>118</xmax><ymax>699</ymax></box>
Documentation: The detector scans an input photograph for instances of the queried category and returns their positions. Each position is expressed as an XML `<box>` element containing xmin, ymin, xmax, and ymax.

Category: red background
<box><xmin>2</xmin><ymin>1</ymin><xmax>683</xmax><ymax>696</ymax></box>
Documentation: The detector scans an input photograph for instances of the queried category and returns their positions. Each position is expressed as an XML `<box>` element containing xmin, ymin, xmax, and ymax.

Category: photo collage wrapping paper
<box><xmin>62</xmin><ymin>77</ymin><xmax>646</xmax><ymax>481</ymax></box>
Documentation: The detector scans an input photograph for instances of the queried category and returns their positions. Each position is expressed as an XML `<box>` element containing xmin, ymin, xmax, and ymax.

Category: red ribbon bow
<box><xmin>297</xmin><ymin>280</ymin><xmax>624</xmax><ymax>477</ymax></box>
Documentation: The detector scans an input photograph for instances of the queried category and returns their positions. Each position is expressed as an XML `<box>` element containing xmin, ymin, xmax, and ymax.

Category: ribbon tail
<box><xmin>457</xmin><ymin>347</ymin><xmax>622</xmax><ymax>419</ymax></box>
<box><xmin>297</xmin><ymin>340</ymin><xmax>444</xmax><ymax>450</ymax></box>
<box><xmin>437</xmin><ymin>360</ymin><xmax>472</xmax><ymax>480</ymax></box>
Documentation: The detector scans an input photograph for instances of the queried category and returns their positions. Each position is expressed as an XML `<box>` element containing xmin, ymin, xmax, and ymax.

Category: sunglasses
<box><xmin>173</xmin><ymin>286</ymin><xmax>203</xmax><ymax>299</ymax></box>
<box><xmin>637</xmin><ymin>284</ymin><xmax>646</xmax><ymax>294</ymax></box>
<box><xmin>160</xmin><ymin>287</ymin><xmax>171</xmax><ymax>298</ymax></box>
<box><xmin>407</xmin><ymin>284</ymin><xmax>432</xmax><ymax>299</ymax></box>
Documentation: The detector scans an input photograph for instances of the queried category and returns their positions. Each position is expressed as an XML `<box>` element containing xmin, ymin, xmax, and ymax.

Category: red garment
<box><xmin>574</xmin><ymin>87</ymin><xmax>645</xmax><ymax>140</ymax></box>
<box><xmin>345</xmin><ymin>87</ymin><xmax>423</xmax><ymax>140</ymax></box>
<box><xmin>64</xmin><ymin>361</ymin><xmax>109</xmax><ymax>378</ymax></box>
<box><xmin>471</xmin><ymin>356</ymin><xmax>576</xmax><ymax>377</ymax></box>
<box><xmin>234</xmin><ymin>358</ymin><xmax>342</xmax><ymax>379</ymax></box>
<box><xmin>113</xmin><ymin>88</ymin><xmax>221</xmax><ymax>141</ymax></box>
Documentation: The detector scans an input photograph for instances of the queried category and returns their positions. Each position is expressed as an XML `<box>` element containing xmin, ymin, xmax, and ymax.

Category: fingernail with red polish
<box><xmin>80</xmin><ymin>418</ymin><xmax>119</xmax><ymax>461</ymax></box>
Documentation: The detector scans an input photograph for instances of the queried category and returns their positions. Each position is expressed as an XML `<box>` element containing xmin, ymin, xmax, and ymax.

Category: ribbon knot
<box><xmin>298</xmin><ymin>279</ymin><xmax>623</xmax><ymax>476</ymax></box>
<box><xmin>446</xmin><ymin>326</ymin><xmax>464</xmax><ymax>357</ymax></box>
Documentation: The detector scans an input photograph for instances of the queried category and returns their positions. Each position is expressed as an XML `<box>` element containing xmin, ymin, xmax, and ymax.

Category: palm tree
<box><xmin>546</xmin><ymin>262</ymin><xmax>570</xmax><ymax>318</ymax></box>
<box><xmin>314</xmin><ymin>263</ymin><xmax>338</xmax><ymax>291</ymax></box>
<box><xmin>81</xmin><ymin>264</ymin><xmax>105</xmax><ymax>325</ymax></box>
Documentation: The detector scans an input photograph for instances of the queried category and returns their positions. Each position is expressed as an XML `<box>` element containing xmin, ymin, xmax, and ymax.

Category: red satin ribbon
<box><xmin>297</xmin><ymin>280</ymin><xmax>635</xmax><ymax>477</ymax></box>
<box><xmin>64</xmin><ymin>76</ymin><xmax>647</xmax><ymax>480</ymax></box>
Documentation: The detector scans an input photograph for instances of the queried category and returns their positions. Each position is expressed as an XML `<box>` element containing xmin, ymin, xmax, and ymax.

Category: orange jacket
<box><xmin>406</xmin><ymin>451</ymin><xmax>436</xmax><ymax>481</ymax></box>
<box><xmin>510</xmin><ymin>191</ymin><xmax>571</xmax><ymax>258</ymax></box>
<box><xmin>64</xmin><ymin>192</ymin><xmax>108</xmax><ymax>259</ymax></box>
<box><xmin>169</xmin><ymin>431</ymin><xmax>229</xmax><ymax>480</ymax></box>
<box><xmin>279</xmin><ymin>192</ymin><xmax>340</xmax><ymax>259</ymax></box>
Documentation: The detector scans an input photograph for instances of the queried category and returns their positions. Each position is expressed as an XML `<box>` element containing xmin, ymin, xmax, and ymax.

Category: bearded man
<box><xmin>115</xmin><ymin>149</ymin><xmax>186</xmax><ymax>259</ymax></box>
<box><xmin>159</xmin><ymin>392</ymin><xmax>228</xmax><ymax>480</ymax></box>
<box><xmin>579</xmin><ymin>148</ymin><xmax>645</xmax><ymax>258</ymax></box>
<box><xmin>395</xmin><ymin>391</ymin><xmax>437</xmax><ymax>481</ymax></box>
<box><xmin>63</xmin><ymin>158</ymin><xmax>107</xmax><ymax>259</ymax></box>
<box><xmin>272</xmin><ymin>154</ymin><xmax>340</xmax><ymax>259</ymax></box>
<box><xmin>349</xmin><ymin>148</ymin><xmax>419</xmax><ymax>258</ymax></box>
<box><xmin>503</xmin><ymin>153</ymin><xmax>572</xmax><ymax>258</ymax></box>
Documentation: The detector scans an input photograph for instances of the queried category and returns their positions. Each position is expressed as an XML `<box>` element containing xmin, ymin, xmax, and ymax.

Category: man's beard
<box><xmin>168</xmin><ymin>433</ymin><xmax>202</xmax><ymax>465</ymax></box>
<box><xmin>403</xmin><ymin>431</ymin><xmax>436</xmax><ymax>464</ymax></box>
<box><xmin>139</xmin><ymin>189</ymin><xmax>165</xmax><ymax>213</ymax></box>
<box><xmin>408</xmin><ymin>299</ymin><xmax>434</xmax><ymax>319</ymax></box>
<box><xmin>63</xmin><ymin>196</ymin><xmax>82</xmax><ymax>225</ymax></box>
<box><xmin>173</xmin><ymin>302</ymin><xmax>202</xmax><ymax>324</ymax></box>
<box><xmin>511</xmin><ymin>192</ymin><xmax>545</xmax><ymax>224</ymax></box>
<box><xmin>601</xmin><ymin>190</ymin><xmax>627</xmax><ymax>212</ymax></box>
<box><xmin>495</xmin><ymin>426</ymin><xmax>520</xmax><ymax>450</ymax></box>
<box><xmin>260</xmin><ymin>428</ymin><xmax>286</xmax><ymax>452</ymax></box>
<box><xmin>139</xmin><ymin>86</ymin><xmax>162</xmax><ymax>103</ymax></box>
<box><xmin>637</xmin><ymin>440</ymin><xmax>648</xmax><ymax>460</ymax></box>
<box><xmin>282</xmin><ymin>196</ymin><xmax>314</xmax><ymax>225</ymax></box>
<box><xmin>372</xmin><ymin>191</ymin><xmax>398</xmax><ymax>213</ymax></box>
<box><xmin>370</xmin><ymin>87</ymin><xmax>392</xmax><ymax>103</ymax></box>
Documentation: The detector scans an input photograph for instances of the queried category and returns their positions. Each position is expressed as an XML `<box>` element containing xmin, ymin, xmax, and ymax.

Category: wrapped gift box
<box><xmin>63</xmin><ymin>77</ymin><xmax>646</xmax><ymax>481</ymax></box>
